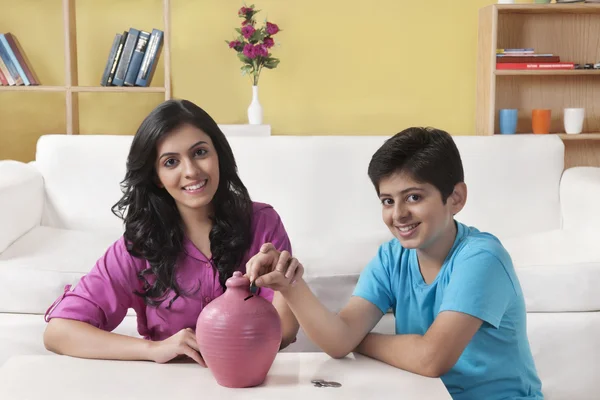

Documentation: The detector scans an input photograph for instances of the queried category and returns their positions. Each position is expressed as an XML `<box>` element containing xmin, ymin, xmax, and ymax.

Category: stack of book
<box><xmin>101</xmin><ymin>27</ymin><xmax>164</xmax><ymax>87</ymax></box>
<box><xmin>0</xmin><ymin>32</ymin><xmax>39</xmax><ymax>86</ymax></box>
<box><xmin>496</xmin><ymin>48</ymin><xmax>574</xmax><ymax>70</ymax></box>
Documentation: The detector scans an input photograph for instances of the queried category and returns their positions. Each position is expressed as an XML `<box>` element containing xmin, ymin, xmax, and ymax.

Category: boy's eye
<box><xmin>406</xmin><ymin>194</ymin><xmax>421</xmax><ymax>203</ymax></box>
<box><xmin>194</xmin><ymin>148</ymin><xmax>208</xmax><ymax>157</ymax></box>
<box><xmin>381</xmin><ymin>198</ymin><xmax>394</xmax><ymax>206</ymax></box>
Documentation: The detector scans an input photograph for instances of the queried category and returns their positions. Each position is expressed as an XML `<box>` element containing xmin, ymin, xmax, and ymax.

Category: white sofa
<box><xmin>1</xmin><ymin>133</ymin><xmax>599</xmax><ymax>399</ymax></box>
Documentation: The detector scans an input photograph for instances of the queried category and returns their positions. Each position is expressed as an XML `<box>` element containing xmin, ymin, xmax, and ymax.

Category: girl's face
<box><xmin>155</xmin><ymin>123</ymin><xmax>220</xmax><ymax>215</ymax></box>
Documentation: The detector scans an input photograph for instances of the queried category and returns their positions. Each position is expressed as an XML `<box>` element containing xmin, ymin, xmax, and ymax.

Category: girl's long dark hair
<box><xmin>111</xmin><ymin>99</ymin><xmax>253</xmax><ymax>308</ymax></box>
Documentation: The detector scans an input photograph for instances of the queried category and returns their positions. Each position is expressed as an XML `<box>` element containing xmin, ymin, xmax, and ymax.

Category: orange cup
<box><xmin>532</xmin><ymin>109</ymin><xmax>551</xmax><ymax>134</ymax></box>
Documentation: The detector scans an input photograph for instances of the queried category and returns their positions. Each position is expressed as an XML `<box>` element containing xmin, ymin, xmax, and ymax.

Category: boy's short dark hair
<box><xmin>367</xmin><ymin>127</ymin><xmax>464</xmax><ymax>203</ymax></box>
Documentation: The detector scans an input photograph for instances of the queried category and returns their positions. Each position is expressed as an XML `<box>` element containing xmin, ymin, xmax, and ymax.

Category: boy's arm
<box><xmin>358</xmin><ymin>248</ymin><xmax>515</xmax><ymax>378</ymax></box>
<box><xmin>281</xmin><ymin>278</ymin><xmax>384</xmax><ymax>358</ymax></box>
<box><xmin>356</xmin><ymin>311</ymin><xmax>482</xmax><ymax>378</ymax></box>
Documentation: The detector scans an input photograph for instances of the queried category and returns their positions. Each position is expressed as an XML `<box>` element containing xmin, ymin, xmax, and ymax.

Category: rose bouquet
<box><xmin>226</xmin><ymin>5</ymin><xmax>281</xmax><ymax>86</ymax></box>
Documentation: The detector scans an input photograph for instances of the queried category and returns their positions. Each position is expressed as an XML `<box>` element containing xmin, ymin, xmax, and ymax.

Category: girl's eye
<box><xmin>194</xmin><ymin>148</ymin><xmax>208</xmax><ymax>157</ymax></box>
<box><xmin>381</xmin><ymin>198</ymin><xmax>393</xmax><ymax>206</ymax></box>
<box><xmin>164</xmin><ymin>158</ymin><xmax>178</xmax><ymax>167</ymax></box>
<box><xmin>406</xmin><ymin>194</ymin><xmax>421</xmax><ymax>203</ymax></box>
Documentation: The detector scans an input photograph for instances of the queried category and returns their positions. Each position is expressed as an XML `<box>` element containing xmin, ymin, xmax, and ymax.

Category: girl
<box><xmin>43</xmin><ymin>99</ymin><xmax>299</xmax><ymax>365</ymax></box>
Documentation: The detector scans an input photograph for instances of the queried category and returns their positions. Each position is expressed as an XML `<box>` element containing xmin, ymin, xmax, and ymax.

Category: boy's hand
<box><xmin>245</xmin><ymin>243</ymin><xmax>304</xmax><ymax>293</ymax></box>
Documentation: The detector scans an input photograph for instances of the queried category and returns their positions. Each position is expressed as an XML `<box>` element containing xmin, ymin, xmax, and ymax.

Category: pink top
<box><xmin>45</xmin><ymin>202</ymin><xmax>291</xmax><ymax>341</ymax></box>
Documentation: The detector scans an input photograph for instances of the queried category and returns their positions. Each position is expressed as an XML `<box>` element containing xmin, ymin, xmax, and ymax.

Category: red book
<box><xmin>496</xmin><ymin>63</ymin><xmax>575</xmax><ymax>70</ymax></box>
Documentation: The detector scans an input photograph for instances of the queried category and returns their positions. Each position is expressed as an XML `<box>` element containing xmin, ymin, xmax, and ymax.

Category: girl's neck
<box><xmin>178</xmin><ymin>204</ymin><xmax>214</xmax><ymax>238</ymax></box>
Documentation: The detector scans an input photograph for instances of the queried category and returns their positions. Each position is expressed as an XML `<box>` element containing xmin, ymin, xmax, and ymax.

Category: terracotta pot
<box><xmin>195</xmin><ymin>271</ymin><xmax>282</xmax><ymax>388</ymax></box>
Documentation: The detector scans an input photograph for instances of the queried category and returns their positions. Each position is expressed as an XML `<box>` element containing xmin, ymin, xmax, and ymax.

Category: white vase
<box><xmin>247</xmin><ymin>85</ymin><xmax>263</xmax><ymax>125</ymax></box>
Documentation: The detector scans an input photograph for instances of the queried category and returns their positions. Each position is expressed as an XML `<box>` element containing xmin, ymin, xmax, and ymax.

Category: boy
<box><xmin>247</xmin><ymin>127</ymin><xmax>543</xmax><ymax>400</ymax></box>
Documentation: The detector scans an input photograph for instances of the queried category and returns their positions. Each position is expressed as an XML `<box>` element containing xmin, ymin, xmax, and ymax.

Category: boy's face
<box><xmin>378</xmin><ymin>171</ymin><xmax>466</xmax><ymax>251</ymax></box>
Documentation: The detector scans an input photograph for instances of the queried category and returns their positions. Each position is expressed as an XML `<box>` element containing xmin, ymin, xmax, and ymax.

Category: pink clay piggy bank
<box><xmin>195</xmin><ymin>271</ymin><xmax>282</xmax><ymax>388</ymax></box>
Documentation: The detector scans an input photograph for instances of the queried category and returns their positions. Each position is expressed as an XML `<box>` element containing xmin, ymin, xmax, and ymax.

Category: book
<box><xmin>112</xmin><ymin>28</ymin><xmax>139</xmax><ymax>86</ymax></box>
<box><xmin>100</xmin><ymin>33</ymin><xmax>123</xmax><ymax>86</ymax></box>
<box><xmin>0</xmin><ymin>55</ymin><xmax>14</xmax><ymax>85</ymax></box>
<box><xmin>124</xmin><ymin>31</ymin><xmax>150</xmax><ymax>86</ymax></box>
<box><xmin>0</xmin><ymin>38</ymin><xmax>23</xmax><ymax>85</ymax></box>
<box><xmin>496</xmin><ymin>62</ymin><xmax>575</xmax><ymax>70</ymax></box>
<box><xmin>0</xmin><ymin>34</ymin><xmax>29</xmax><ymax>85</ymax></box>
<box><xmin>4</xmin><ymin>33</ymin><xmax>39</xmax><ymax>85</ymax></box>
<box><xmin>135</xmin><ymin>29</ymin><xmax>163</xmax><ymax>87</ymax></box>
<box><xmin>497</xmin><ymin>56</ymin><xmax>560</xmax><ymax>63</ymax></box>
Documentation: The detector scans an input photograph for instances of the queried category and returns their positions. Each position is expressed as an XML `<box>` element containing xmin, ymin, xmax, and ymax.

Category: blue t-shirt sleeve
<box><xmin>439</xmin><ymin>247</ymin><xmax>516</xmax><ymax>329</ymax></box>
<box><xmin>352</xmin><ymin>244</ymin><xmax>395</xmax><ymax>315</ymax></box>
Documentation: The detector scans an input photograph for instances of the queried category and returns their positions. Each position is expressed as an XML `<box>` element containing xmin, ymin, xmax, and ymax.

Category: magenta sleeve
<box><xmin>45</xmin><ymin>237</ymin><xmax>143</xmax><ymax>332</ymax></box>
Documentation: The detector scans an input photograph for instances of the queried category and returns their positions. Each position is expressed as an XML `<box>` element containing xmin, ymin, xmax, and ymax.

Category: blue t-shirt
<box><xmin>353</xmin><ymin>221</ymin><xmax>543</xmax><ymax>400</ymax></box>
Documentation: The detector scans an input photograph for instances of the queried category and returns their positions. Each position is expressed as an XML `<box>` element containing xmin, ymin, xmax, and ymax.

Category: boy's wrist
<box><xmin>280</xmin><ymin>277</ymin><xmax>306</xmax><ymax>299</ymax></box>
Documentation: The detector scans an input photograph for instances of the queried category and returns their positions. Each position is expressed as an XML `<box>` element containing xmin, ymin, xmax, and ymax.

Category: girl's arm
<box><xmin>272</xmin><ymin>292</ymin><xmax>300</xmax><ymax>349</ymax></box>
<box><xmin>44</xmin><ymin>319</ymin><xmax>205</xmax><ymax>365</ymax></box>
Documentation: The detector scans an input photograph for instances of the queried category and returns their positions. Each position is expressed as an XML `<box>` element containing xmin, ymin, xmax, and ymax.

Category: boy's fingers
<box><xmin>285</xmin><ymin>258</ymin><xmax>299</xmax><ymax>279</ymax></box>
<box><xmin>275</xmin><ymin>251</ymin><xmax>292</xmax><ymax>274</ymax></box>
<box><xmin>255</xmin><ymin>271</ymin><xmax>280</xmax><ymax>287</ymax></box>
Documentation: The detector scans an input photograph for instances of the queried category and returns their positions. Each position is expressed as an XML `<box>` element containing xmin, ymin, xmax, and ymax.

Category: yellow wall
<box><xmin>0</xmin><ymin>0</ymin><xmax>506</xmax><ymax>162</ymax></box>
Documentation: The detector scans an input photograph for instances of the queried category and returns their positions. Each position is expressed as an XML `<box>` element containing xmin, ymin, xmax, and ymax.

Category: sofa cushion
<box><xmin>34</xmin><ymin>134</ymin><xmax>564</xmax><ymax>241</ymax></box>
<box><xmin>503</xmin><ymin>229</ymin><xmax>600</xmax><ymax>312</ymax></box>
<box><xmin>3</xmin><ymin>225</ymin><xmax>598</xmax><ymax>315</ymax></box>
<box><xmin>0</xmin><ymin>226</ymin><xmax>121</xmax><ymax>314</ymax></box>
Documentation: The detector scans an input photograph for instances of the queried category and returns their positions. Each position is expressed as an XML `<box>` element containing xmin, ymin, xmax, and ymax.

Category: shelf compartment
<box><xmin>495</xmin><ymin>74</ymin><xmax>600</xmax><ymax>135</ymax></box>
<box><xmin>70</xmin><ymin>86</ymin><xmax>166</xmax><ymax>93</ymax></box>
<box><xmin>0</xmin><ymin>86</ymin><xmax>66</xmax><ymax>92</ymax></box>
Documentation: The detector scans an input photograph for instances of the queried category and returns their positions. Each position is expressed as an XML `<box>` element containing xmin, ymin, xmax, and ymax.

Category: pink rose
<box><xmin>228</xmin><ymin>40</ymin><xmax>243</xmax><ymax>52</ymax></box>
<box><xmin>266</xmin><ymin>22</ymin><xmax>279</xmax><ymax>35</ymax></box>
<box><xmin>255</xmin><ymin>44</ymin><xmax>268</xmax><ymax>57</ymax></box>
<box><xmin>263</xmin><ymin>37</ymin><xmax>274</xmax><ymax>48</ymax></box>
<box><xmin>241</xmin><ymin>25</ymin><xmax>255</xmax><ymax>39</ymax></box>
<box><xmin>243</xmin><ymin>43</ymin><xmax>256</xmax><ymax>59</ymax></box>
<box><xmin>238</xmin><ymin>6</ymin><xmax>253</xmax><ymax>17</ymax></box>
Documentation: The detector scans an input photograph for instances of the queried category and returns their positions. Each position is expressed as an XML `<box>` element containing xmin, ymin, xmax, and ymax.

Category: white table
<box><xmin>0</xmin><ymin>352</ymin><xmax>451</xmax><ymax>399</ymax></box>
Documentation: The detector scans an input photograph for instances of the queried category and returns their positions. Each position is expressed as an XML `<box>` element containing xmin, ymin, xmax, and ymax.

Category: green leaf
<box><xmin>240</xmin><ymin>64</ymin><xmax>253</xmax><ymax>76</ymax></box>
<box><xmin>237</xmin><ymin>53</ymin><xmax>251</xmax><ymax>64</ymax></box>
<box><xmin>235</xmin><ymin>28</ymin><xmax>242</xmax><ymax>34</ymax></box>
<box><xmin>263</xmin><ymin>58</ymin><xmax>280</xmax><ymax>69</ymax></box>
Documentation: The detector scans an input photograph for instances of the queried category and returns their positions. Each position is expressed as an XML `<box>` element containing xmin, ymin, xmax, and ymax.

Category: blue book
<box><xmin>124</xmin><ymin>31</ymin><xmax>150</xmax><ymax>86</ymax></box>
<box><xmin>135</xmin><ymin>29</ymin><xmax>163</xmax><ymax>87</ymax></box>
<box><xmin>112</xmin><ymin>28</ymin><xmax>139</xmax><ymax>86</ymax></box>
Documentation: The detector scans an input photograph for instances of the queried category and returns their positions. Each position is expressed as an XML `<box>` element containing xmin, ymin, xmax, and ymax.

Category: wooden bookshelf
<box><xmin>476</xmin><ymin>4</ymin><xmax>600</xmax><ymax>168</ymax></box>
<box><xmin>0</xmin><ymin>0</ymin><xmax>172</xmax><ymax>135</ymax></box>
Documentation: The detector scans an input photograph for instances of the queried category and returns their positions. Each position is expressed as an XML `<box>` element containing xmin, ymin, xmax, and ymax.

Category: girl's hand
<box><xmin>149</xmin><ymin>328</ymin><xmax>206</xmax><ymax>367</ymax></box>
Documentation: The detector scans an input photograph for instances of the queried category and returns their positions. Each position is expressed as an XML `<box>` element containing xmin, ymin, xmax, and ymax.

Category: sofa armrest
<box><xmin>0</xmin><ymin>161</ymin><xmax>44</xmax><ymax>253</ymax></box>
<box><xmin>560</xmin><ymin>167</ymin><xmax>600</xmax><ymax>231</ymax></box>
